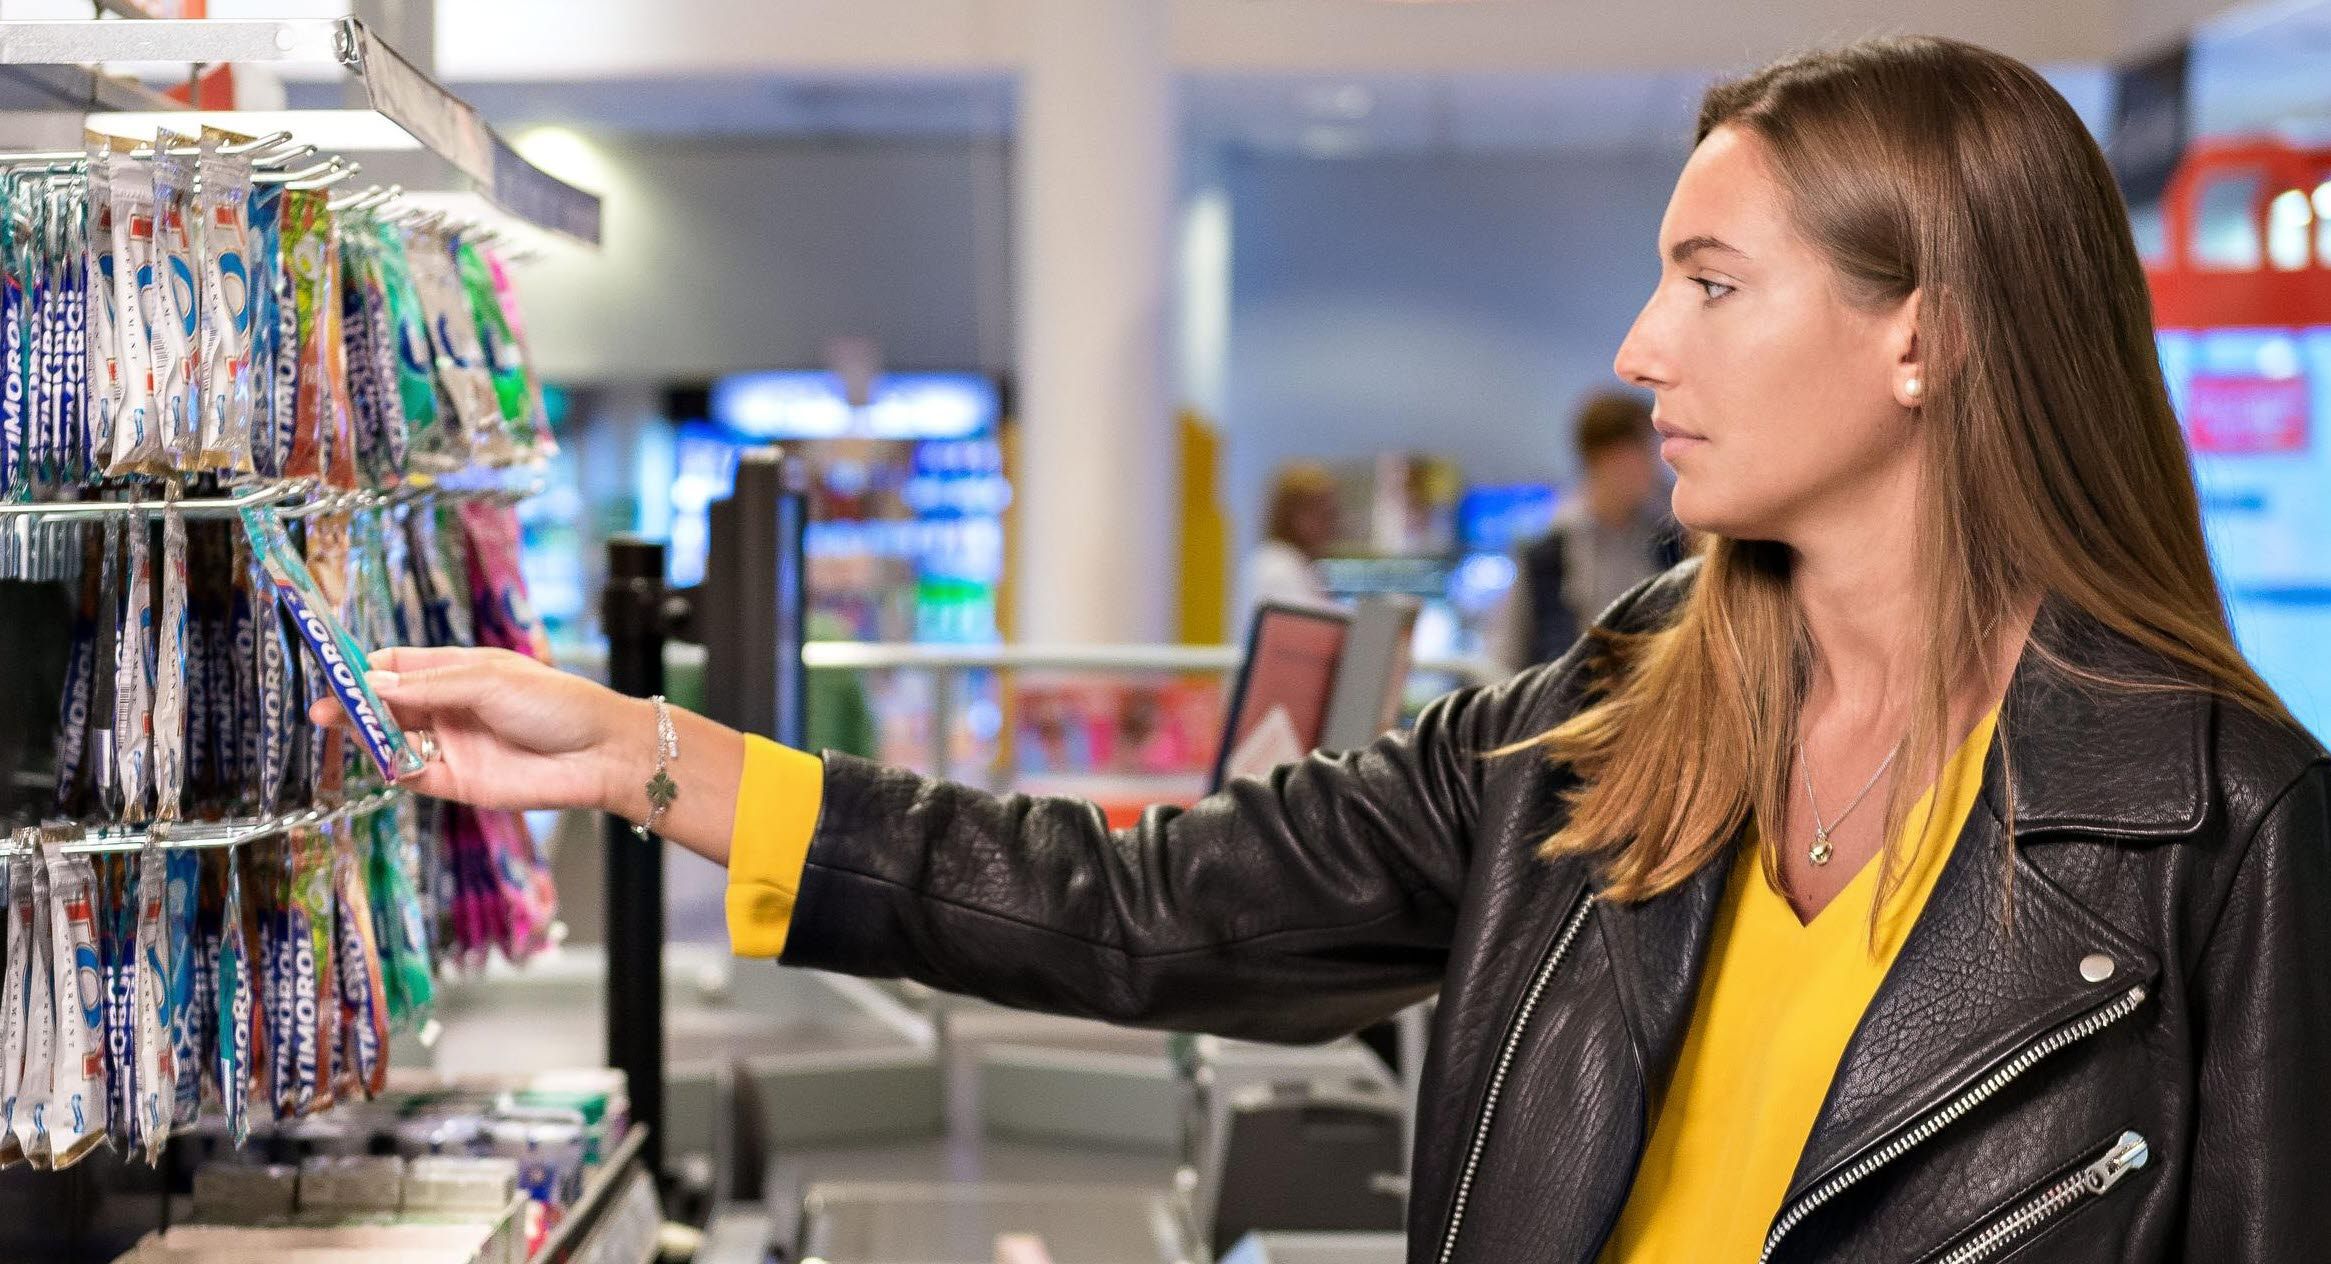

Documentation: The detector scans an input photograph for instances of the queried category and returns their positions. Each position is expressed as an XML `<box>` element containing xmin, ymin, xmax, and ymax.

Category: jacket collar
<box><xmin>1593</xmin><ymin>849</ymin><xmax>1733</xmax><ymax>1129</ymax></box>
<box><xmin>1618</xmin><ymin>563</ymin><xmax>2215</xmax><ymax>840</ymax></box>
<box><xmin>1987</xmin><ymin>597</ymin><xmax>2212</xmax><ymax>839</ymax></box>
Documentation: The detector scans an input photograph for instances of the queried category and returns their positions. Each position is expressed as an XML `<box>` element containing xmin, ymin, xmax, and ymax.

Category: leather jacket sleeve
<box><xmin>2182</xmin><ymin>758</ymin><xmax>2331</xmax><ymax>1258</ymax></box>
<box><xmin>775</xmin><ymin>577</ymin><xmax>1665</xmax><ymax>1044</ymax></box>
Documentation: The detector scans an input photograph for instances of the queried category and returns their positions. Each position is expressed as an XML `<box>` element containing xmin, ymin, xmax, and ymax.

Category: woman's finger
<box><xmin>308</xmin><ymin>695</ymin><xmax>349</xmax><ymax>731</ymax></box>
<box><xmin>388</xmin><ymin>756</ymin><xmax>463</xmax><ymax>801</ymax></box>
<box><xmin>366</xmin><ymin>661</ymin><xmax>494</xmax><ymax>714</ymax></box>
<box><xmin>318</xmin><ymin>654</ymin><xmax>528</xmax><ymax>747</ymax></box>
<box><xmin>311</xmin><ymin>692</ymin><xmax>435</xmax><ymax>737</ymax></box>
<box><xmin>369</xmin><ymin>645</ymin><xmax>502</xmax><ymax>674</ymax></box>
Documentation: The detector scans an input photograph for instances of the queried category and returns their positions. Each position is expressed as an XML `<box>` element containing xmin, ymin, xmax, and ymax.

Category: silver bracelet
<box><xmin>634</xmin><ymin>695</ymin><xmax>679</xmax><ymax>840</ymax></box>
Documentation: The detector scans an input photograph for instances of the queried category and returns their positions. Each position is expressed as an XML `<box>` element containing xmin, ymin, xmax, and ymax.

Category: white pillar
<box><xmin>1177</xmin><ymin>153</ymin><xmax>1234</xmax><ymax>426</ymax></box>
<box><xmin>1013</xmin><ymin>0</ymin><xmax>1177</xmax><ymax>644</ymax></box>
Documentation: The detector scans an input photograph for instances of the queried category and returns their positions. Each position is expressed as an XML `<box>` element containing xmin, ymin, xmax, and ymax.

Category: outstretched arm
<box><xmin>312</xmin><ymin>644</ymin><xmax>749</xmax><ymax>866</ymax></box>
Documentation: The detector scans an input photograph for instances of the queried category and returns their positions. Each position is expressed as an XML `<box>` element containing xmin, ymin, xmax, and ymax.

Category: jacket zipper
<box><xmin>1435</xmin><ymin>890</ymin><xmax>1597</xmax><ymax>1264</ymax></box>
<box><xmin>1759</xmin><ymin>982</ymin><xmax>2150</xmax><ymax>1263</ymax></box>
<box><xmin>1935</xmin><ymin>1130</ymin><xmax>2150</xmax><ymax>1264</ymax></box>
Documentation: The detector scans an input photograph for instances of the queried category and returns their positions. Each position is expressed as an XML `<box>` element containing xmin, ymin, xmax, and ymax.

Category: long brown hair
<box><xmin>1265</xmin><ymin>462</ymin><xmax>1340</xmax><ymax>548</ymax></box>
<box><xmin>1521</xmin><ymin>37</ymin><xmax>2289</xmax><ymax>925</ymax></box>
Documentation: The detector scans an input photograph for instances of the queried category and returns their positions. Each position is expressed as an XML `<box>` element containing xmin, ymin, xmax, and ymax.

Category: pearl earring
<box><xmin>1904</xmin><ymin>377</ymin><xmax>1924</xmax><ymax>402</ymax></box>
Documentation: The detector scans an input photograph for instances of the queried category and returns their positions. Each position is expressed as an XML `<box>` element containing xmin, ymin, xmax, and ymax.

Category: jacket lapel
<box><xmin>1777</xmin><ymin>800</ymin><xmax>2161</xmax><ymax>1211</ymax></box>
<box><xmin>1591</xmin><ymin>844</ymin><xmax>1734</xmax><ymax>1121</ymax></box>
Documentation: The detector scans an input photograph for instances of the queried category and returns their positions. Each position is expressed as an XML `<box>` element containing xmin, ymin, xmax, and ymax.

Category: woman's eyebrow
<box><xmin>1667</xmin><ymin>234</ymin><xmax>1749</xmax><ymax>266</ymax></box>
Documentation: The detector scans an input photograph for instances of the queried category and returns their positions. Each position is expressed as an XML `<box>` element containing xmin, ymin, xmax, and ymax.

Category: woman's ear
<box><xmin>1899</xmin><ymin>284</ymin><xmax>1972</xmax><ymax>409</ymax></box>
<box><xmin>1894</xmin><ymin>286</ymin><xmax>1929</xmax><ymax>410</ymax></box>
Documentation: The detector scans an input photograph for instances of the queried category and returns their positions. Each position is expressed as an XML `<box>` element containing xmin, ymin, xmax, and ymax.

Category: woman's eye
<box><xmin>1693</xmin><ymin>277</ymin><xmax>1735</xmax><ymax>302</ymax></box>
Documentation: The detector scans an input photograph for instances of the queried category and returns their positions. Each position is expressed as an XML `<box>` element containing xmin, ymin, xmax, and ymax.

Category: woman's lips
<box><xmin>1653</xmin><ymin>420</ymin><xmax>1706</xmax><ymax>461</ymax></box>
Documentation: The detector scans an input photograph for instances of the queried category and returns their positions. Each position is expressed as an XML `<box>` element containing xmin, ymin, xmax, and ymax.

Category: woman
<box><xmin>1238</xmin><ymin>461</ymin><xmax>1343</xmax><ymax>621</ymax></box>
<box><xmin>323</xmin><ymin>37</ymin><xmax>2328</xmax><ymax>1263</ymax></box>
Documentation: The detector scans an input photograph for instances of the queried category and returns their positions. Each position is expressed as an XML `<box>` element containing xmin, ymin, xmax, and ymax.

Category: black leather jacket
<box><xmin>781</xmin><ymin>560</ymin><xmax>2331</xmax><ymax>1263</ymax></box>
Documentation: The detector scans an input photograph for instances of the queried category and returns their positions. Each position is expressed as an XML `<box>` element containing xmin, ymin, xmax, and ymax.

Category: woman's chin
<box><xmin>1669</xmin><ymin>493</ymin><xmax>1774</xmax><ymax>545</ymax></box>
<box><xmin>1668</xmin><ymin>487</ymin><xmax>1730</xmax><ymax>537</ymax></box>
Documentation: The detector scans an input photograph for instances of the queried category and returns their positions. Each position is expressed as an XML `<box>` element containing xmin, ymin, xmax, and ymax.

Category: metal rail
<box><xmin>793</xmin><ymin>641</ymin><xmax>1499</xmax><ymax>783</ymax></box>
<box><xmin>0</xmin><ymin>468</ymin><xmax>546</xmax><ymax>525</ymax></box>
<box><xmin>800</xmin><ymin>640</ymin><xmax>1496</xmax><ymax>683</ymax></box>
<box><xmin>0</xmin><ymin>785</ymin><xmax>406</xmax><ymax>859</ymax></box>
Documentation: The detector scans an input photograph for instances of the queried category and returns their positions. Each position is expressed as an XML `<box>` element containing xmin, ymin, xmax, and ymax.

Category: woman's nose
<box><xmin>1613</xmin><ymin>304</ymin><xmax>1668</xmax><ymax>391</ymax></box>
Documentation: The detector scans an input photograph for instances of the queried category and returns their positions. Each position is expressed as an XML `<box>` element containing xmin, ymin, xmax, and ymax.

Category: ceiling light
<box><xmin>514</xmin><ymin>126</ymin><xmax>612</xmax><ymax>195</ymax></box>
<box><xmin>1302</xmin><ymin>84</ymin><xmax>1374</xmax><ymax>120</ymax></box>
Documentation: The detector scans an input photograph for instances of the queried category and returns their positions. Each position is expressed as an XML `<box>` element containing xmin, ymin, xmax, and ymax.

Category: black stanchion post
<box><xmin>702</xmin><ymin>448</ymin><xmax>809</xmax><ymax>748</ymax></box>
<box><xmin>601</xmin><ymin>535</ymin><xmax>668</xmax><ymax>1181</ymax></box>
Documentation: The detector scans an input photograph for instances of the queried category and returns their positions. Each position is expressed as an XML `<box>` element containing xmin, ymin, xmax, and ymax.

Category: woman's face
<box><xmin>1613</xmin><ymin>124</ymin><xmax>1924</xmax><ymax>544</ymax></box>
<box><xmin>1286</xmin><ymin>492</ymin><xmax>1340</xmax><ymax>554</ymax></box>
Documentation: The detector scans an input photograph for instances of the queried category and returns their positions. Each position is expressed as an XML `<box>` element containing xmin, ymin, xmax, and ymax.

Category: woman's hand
<box><xmin>310</xmin><ymin>645</ymin><xmax>750</xmax><ymax>865</ymax></box>
<box><xmin>310</xmin><ymin>645</ymin><xmax>641</xmax><ymax>814</ymax></box>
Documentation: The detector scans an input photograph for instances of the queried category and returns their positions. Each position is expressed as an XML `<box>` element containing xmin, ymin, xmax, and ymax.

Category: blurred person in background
<box><xmin>1237</xmin><ymin>461</ymin><xmax>1343</xmax><ymax>625</ymax></box>
<box><xmin>1495</xmin><ymin>391</ymin><xmax>1686</xmax><ymax>672</ymax></box>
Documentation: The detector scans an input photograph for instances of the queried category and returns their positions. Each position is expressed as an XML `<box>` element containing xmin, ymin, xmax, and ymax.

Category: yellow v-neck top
<box><xmin>1599</xmin><ymin>705</ymin><xmax>2000</xmax><ymax>1263</ymax></box>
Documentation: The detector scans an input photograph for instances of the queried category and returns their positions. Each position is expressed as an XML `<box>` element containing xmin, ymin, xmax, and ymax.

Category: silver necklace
<box><xmin>1796</xmin><ymin>733</ymin><xmax>1905</xmax><ymax>866</ymax></box>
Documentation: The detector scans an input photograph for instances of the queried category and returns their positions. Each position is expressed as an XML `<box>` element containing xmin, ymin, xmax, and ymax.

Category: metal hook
<box><xmin>251</xmin><ymin>142</ymin><xmax>320</xmax><ymax>171</ymax></box>
<box><xmin>254</xmin><ymin>156</ymin><xmax>343</xmax><ymax>185</ymax></box>
<box><xmin>327</xmin><ymin>182</ymin><xmax>382</xmax><ymax>211</ymax></box>
<box><xmin>125</xmin><ymin>130</ymin><xmax>297</xmax><ymax>163</ymax></box>
<box><xmin>0</xmin><ymin>133</ymin><xmax>309</xmax><ymax>174</ymax></box>
<box><xmin>223</xmin><ymin>129</ymin><xmax>296</xmax><ymax>157</ymax></box>
<box><xmin>291</xmin><ymin>161</ymin><xmax>361</xmax><ymax>191</ymax></box>
<box><xmin>329</xmin><ymin>182</ymin><xmax>400</xmax><ymax>213</ymax></box>
<box><xmin>0</xmin><ymin>150</ymin><xmax>85</xmax><ymax>171</ymax></box>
